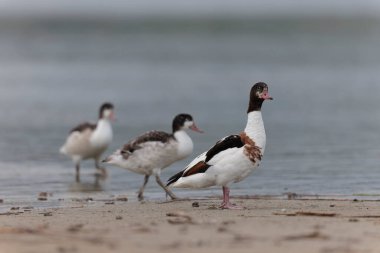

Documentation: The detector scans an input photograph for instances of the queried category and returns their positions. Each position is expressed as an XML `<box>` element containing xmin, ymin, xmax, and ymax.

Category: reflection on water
<box><xmin>68</xmin><ymin>181</ymin><xmax>104</xmax><ymax>193</ymax></box>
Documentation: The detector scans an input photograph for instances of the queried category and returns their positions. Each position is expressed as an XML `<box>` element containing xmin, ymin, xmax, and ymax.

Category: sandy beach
<box><xmin>0</xmin><ymin>197</ymin><xmax>380</xmax><ymax>253</ymax></box>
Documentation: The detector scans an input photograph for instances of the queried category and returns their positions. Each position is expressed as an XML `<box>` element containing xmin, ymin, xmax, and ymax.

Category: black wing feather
<box><xmin>167</xmin><ymin>169</ymin><xmax>185</xmax><ymax>186</ymax></box>
<box><xmin>205</xmin><ymin>135</ymin><xmax>244</xmax><ymax>162</ymax></box>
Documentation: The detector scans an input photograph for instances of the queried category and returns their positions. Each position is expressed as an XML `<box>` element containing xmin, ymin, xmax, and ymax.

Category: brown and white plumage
<box><xmin>167</xmin><ymin>83</ymin><xmax>273</xmax><ymax>209</ymax></box>
<box><xmin>103</xmin><ymin>113</ymin><xmax>202</xmax><ymax>200</ymax></box>
<box><xmin>60</xmin><ymin>103</ymin><xmax>115</xmax><ymax>182</ymax></box>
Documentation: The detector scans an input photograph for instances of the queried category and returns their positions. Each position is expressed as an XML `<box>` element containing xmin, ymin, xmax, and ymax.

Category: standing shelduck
<box><xmin>60</xmin><ymin>103</ymin><xmax>115</xmax><ymax>182</ymax></box>
<box><xmin>103</xmin><ymin>114</ymin><xmax>203</xmax><ymax>200</ymax></box>
<box><xmin>167</xmin><ymin>82</ymin><xmax>273</xmax><ymax>209</ymax></box>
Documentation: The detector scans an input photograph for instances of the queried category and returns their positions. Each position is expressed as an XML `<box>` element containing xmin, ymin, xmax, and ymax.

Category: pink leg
<box><xmin>220</xmin><ymin>186</ymin><xmax>228</xmax><ymax>206</ymax></box>
<box><xmin>219</xmin><ymin>186</ymin><xmax>244</xmax><ymax>210</ymax></box>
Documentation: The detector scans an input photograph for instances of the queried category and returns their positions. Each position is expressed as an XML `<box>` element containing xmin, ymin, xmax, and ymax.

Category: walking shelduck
<box><xmin>60</xmin><ymin>103</ymin><xmax>115</xmax><ymax>182</ymax></box>
<box><xmin>103</xmin><ymin>114</ymin><xmax>203</xmax><ymax>200</ymax></box>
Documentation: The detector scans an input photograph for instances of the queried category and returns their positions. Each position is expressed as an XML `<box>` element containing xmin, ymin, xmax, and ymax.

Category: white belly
<box><xmin>209</xmin><ymin>149</ymin><xmax>259</xmax><ymax>186</ymax></box>
<box><xmin>173</xmin><ymin>148</ymin><xmax>259</xmax><ymax>188</ymax></box>
<box><xmin>117</xmin><ymin>141</ymin><xmax>179</xmax><ymax>175</ymax></box>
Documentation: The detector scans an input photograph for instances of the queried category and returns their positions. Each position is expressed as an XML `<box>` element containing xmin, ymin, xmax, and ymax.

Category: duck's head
<box><xmin>172</xmin><ymin>113</ymin><xmax>203</xmax><ymax>133</ymax></box>
<box><xmin>99</xmin><ymin>102</ymin><xmax>115</xmax><ymax>121</ymax></box>
<box><xmin>247</xmin><ymin>82</ymin><xmax>273</xmax><ymax>113</ymax></box>
<box><xmin>102</xmin><ymin>150</ymin><xmax>123</xmax><ymax>166</ymax></box>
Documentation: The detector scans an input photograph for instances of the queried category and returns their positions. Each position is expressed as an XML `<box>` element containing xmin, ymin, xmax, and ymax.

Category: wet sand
<box><xmin>1</xmin><ymin>197</ymin><xmax>380</xmax><ymax>253</ymax></box>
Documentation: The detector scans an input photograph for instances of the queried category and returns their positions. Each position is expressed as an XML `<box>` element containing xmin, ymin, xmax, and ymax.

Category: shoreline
<box><xmin>1</xmin><ymin>192</ymin><xmax>380</xmax><ymax>211</ymax></box>
<box><xmin>1</xmin><ymin>193</ymin><xmax>380</xmax><ymax>216</ymax></box>
<box><xmin>1</xmin><ymin>197</ymin><xmax>380</xmax><ymax>252</ymax></box>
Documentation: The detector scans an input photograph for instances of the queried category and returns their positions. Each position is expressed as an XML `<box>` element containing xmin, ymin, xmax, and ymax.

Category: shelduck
<box><xmin>103</xmin><ymin>114</ymin><xmax>202</xmax><ymax>200</ymax></box>
<box><xmin>167</xmin><ymin>83</ymin><xmax>272</xmax><ymax>209</ymax></box>
<box><xmin>60</xmin><ymin>103</ymin><xmax>115</xmax><ymax>182</ymax></box>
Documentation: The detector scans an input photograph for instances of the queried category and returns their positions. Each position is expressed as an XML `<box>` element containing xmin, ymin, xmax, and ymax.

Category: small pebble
<box><xmin>330</xmin><ymin>204</ymin><xmax>335</xmax><ymax>207</ymax></box>
<box><xmin>67</xmin><ymin>224</ymin><xmax>84</xmax><ymax>232</ymax></box>
<box><xmin>217</xmin><ymin>227</ymin><xmax>228</xmax><ymax>233</ymax></box>
<box><xmin>349</xmin><ymin>218</ymin><xmax>359</xmax><ymax>222</ymax></box>
<box><xmin>192</xmin><ymin>202</ymin><xmax>200</xmax><ymax>207</ymax></box>
<box><xmin>116</xmin><ymin>196</ymin><xmax>128</xmax><ymax>202</ymax></box>
<box><xmin>222</xmin><ymin>220</ymin><xmax>236</xmax><ymax>225</ymax></box>
<box><xmin>116</xmin><ymin>216</ymin><xmax>123</xmax><ymax>220</ymax></box>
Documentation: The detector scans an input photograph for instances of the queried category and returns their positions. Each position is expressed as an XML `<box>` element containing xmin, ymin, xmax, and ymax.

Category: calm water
<box><xmin>0</xmin><ymin>17</ymin><xmax>380</xmax><ymax>208</ymax></box>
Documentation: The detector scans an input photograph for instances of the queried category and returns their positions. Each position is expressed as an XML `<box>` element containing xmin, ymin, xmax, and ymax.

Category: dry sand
<box><xmin>0</xmin><ymin>197</ymin><xmax>380</xmax><ymax>253</ymax></box>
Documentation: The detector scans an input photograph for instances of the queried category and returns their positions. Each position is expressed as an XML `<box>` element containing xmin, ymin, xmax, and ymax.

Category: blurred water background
<box><xmin>0</xmin><ymin>1</ymin><xmax>380</xmax><ymax>209</ymax></box>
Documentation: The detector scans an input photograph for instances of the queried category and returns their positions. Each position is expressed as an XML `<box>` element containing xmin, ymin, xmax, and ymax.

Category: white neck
<box><xmin>244</xmin><ymin>111</ymin><xmax>266</xmax><ymax>153</ymax></box>
<box><xmin>174</xmin><ymin>130</ymin><xmax>193</xmax><ymax>159</ymax></box>
<box><xmin>90</xmin><ymin>118</ymin><xmax>113</xmax><ymax>147</ymax></box>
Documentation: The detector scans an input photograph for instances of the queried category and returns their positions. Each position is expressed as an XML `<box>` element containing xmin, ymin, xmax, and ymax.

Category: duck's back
<box><xmin>61</xmin><ymin>120</ymin><xmax>112</xmax><ymax>160</ymax></box>
<box><xmin>118</xmin><ymin>131</ymin><xmax>178</xmax><ymax>173</ymax></box>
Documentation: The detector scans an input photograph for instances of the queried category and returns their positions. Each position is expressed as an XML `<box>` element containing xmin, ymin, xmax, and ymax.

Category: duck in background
<box><xmin>167</xmin><ymin>83</ymin><xmax>272</xmax><ymax>209</ymax></box>
<box><xmin>103</xmin><ymin>114</ymin><xmax>203</xmax><ymax>201</ymax></box>
<box><xmin>60</xmin><ymin>103</ymin><xmax>115</xmax><ymax>182</ymax></box>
